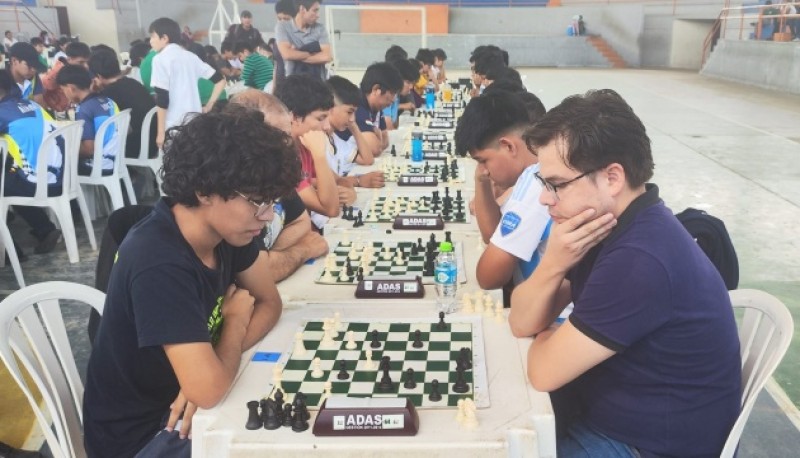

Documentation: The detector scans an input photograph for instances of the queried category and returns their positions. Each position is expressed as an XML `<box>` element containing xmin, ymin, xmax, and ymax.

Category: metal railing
<box><xmin>702</xmin><ymin>2</ymin><xmax>799</xmax><ymax>65</ymax></box>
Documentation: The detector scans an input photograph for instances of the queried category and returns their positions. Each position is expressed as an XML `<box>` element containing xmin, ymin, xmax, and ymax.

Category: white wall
<box><xmin>51</xmin><ymin>0</ymin><xmax>119</xmax><ymax>50</ymax></box>
<box><xmin>670</xmin><ymin>19</ymin><xmax>714</xmax><ymax>70</ymax></box>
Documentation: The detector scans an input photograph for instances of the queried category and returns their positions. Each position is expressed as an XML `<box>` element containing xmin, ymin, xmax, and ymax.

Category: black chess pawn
<box><xmin>417</xmin><ymin>237</ymin><xmax>424</xmax><ymax>251</ymax></box>
<box><xmin>403</xmin><ymin>368</ymin><xmax>417</xmax><ymax>389</ymax></box>
<box><xmin>282</xmin><ymin>403</ymin><xmax>293</xmax><ymax>427</ymax></box>
<box><xmin>246</xmin><ymin>400</ymin><xmax>262</xmax><ymax>430</ymax></box>
<box><xmin>370</xmin><ymin>329</ymin><xmax>381</xmax><ymax>348</ymax></box>
<box><xmin>436</xmin><ymin>311</ymin><xmax>447</xmax><ymax>331</ymax></box>
<box><xmin>410</xmin><ymin>243</ymin><xmax>419</xmax><ymax>256</ymax></box>
<box><xmin>456</xmin><ymin>189</ymin><xmax>462</xmax><ymax>201</ymax></box>
<box><xmin>390</xmin><ymin>144</ymin><xmax>397</xmax><ymax>156</ymax></box>
<box><xmin>345</xmin><ymin>258</ymin><xmax>353</xmax><ymax>277</ymax></box>
<box><xmin>429</xmin><ymin>379</ymin><xmax>442</xmax><ymax>402</ymax></box>
<box><xmin>423</xmin><ymin>161</ymin><xmax>430</xmax><ymax>173</ymax></box>
<box><xmin>356</xmin><ymin>267</ymin><xmax>364</xmax><ymax>282</ymax></box>
<box><xmin>337</xmin><ymin>359</ymin><xmax>350</xmax><ymax>380</ymax></box>
<box><xmin>412</xmin><ymin>329</ymin><xmax>423</xmax><ymax>348</ymax></box>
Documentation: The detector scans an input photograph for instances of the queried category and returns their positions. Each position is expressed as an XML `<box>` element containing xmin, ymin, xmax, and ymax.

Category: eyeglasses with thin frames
<box><xmin>235</xmin><ymin>191</ymin><xmax>274</xmax><ymax>218</ymax></box>
<box><xmin>534</xmin><ymin>169</ymin><xmax>598</xmax><ymax>201</ymax></box>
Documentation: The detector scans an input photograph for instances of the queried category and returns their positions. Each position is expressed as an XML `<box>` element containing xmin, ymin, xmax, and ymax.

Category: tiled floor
<box><xmin>1</xmin><ymin>68</ymin><xmax>800</xmax><ymax>456</ymax></box>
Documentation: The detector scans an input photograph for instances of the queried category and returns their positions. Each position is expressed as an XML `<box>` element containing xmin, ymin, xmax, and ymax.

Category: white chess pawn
<box><xmin>310</xmin><ymin>357</ymin><xmax>324</xmax><ymax>378</ymax></box>
<box><xmin>483</xmin><ymin>297</ymin><xmax>494</xmax><ymax>318</ymax></box>
<box><xmin>364</xmin><ymin>347</ymin><xmax>376</xmax><ymax>370</ymax></box>
<box><xmin>320</xmin><ymin>381</ymin><xmax>333</xmax><ymax>406</ymax></box>
<box><xmin>382</xmin><ymin>246</ymin><xmax>393</xmax><ymax>261</ymax></box>
<box><xmin>494</xmin><ymin>300</ymin><xmax>505</xmax><ymax>323</ymax></box>
<box><xmin>293</xmin><ymin>332</ymin><xmax>307</xmax><ymax>356</ymax></box>
<box><xmin>341</xmin><ymin>233</ymin><xmax>351</xmax><ymax>246</ymax></box>
<box><xmin>321</xmin><ymin>269</ymin><xmax>335</xmax><ymax>282</ymax></box>
<box><xmin>462</xmin><ymin>295</ymin><xmax>474</xmax><ymax>314</ymax></box>
<box><xmin>338</xmin><ymin>269</ymin><xmax>350</xmax><ymax>282</ymax></box>
<box><xmin>475</xmin><ymin>296</ymin><xmax>484</xmax><ymax>314</ymax></box>
<box><xmin>455</xmin><ymin>399</ymin><xmax>466</xmax><ymax>424</ymax></box>
<box><xmin>345</xmin><ymin>330</ymin><xmax>358</xmax><ymax>350</ymax></box>
<box><xmin>463</xmin><ymin>398</ymin><xmax>478</xmax><ymax>429</ymax></box>
<box><xmin>348</xmin><ymin>247</ymin><xmax>359</xmax><ymax>261</ymax></box>
<box><xmin>395</xmin><ymin>249</ymin><xmax>405</xmax><ymax>266</ymax></box>
<box><xmin>334</xmin><ymin>312</ymin><xmax>343</xmax><ymax>332</ymax></box>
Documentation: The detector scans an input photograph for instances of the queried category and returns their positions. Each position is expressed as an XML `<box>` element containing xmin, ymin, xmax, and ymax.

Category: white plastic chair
<box><xmin>0</xmin><ymin>281</ymin><xmax>106</xmax><ymax>458</ymax></box>
<box><xmin>720</xmin><ymin>289</ymin><xmax>794</xmax><ymax>457</ymax></box>
<box><xmin>0</xmin><ymin>215</ymin><xmax>24</xmax><ymax>287</ymax></box>
<box><xmin>78</xmin><ymin>109</ymin><xmax>137</xmax><ymax>211</ymax></box>
<box><xmin>0</xmin><ymin>121</ymin><xmax>97</xmax><ymax>264</ymax></box>
<box><xmin>123</xmin><ymin>106</ymin><xmax>163</xmax><ymax>195</ymax></box>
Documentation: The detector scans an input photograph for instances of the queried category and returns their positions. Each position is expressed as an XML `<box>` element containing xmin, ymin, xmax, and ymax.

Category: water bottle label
<box><xmin>434</xmin><ymin>265</ymin><xmax>457</xmax><ymax>284</ymax></box>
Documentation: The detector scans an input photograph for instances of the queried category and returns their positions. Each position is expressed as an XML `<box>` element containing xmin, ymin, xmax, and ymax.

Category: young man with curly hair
<box><xmin>82</xmin><ymin>109</ymin><xmax>300</xmax><ymax>457</ymax></box>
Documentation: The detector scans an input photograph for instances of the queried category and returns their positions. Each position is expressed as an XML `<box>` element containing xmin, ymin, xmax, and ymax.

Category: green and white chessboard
<box><xmin>316</xmin><ymin>239</ymin><xmax>467</xmax><ymax>285</ymax></box>
<box><xmin>381</xmin><ymin>160</ymin><xmax>465</xmax><ymax>184</ymax></box>
<box><xmin>363</xmin><ymin>192</ymin><xmax>470</xmax><ymax>224</ymax></box>
<box><xmin>265</xmin><ymin>317</ymin><xmax>489</xmax><ymax>410</ymax></box>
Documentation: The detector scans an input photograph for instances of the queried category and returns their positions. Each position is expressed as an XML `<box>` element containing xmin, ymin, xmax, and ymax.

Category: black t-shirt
<box><xmin>101</xmin><ymin>77</ymin><xmax>157</xmax><ymax>159</ymax></box>
<box><xmin>257</xmin><ymin>190</ymin><xmax>305</xmax><ymax>250</ymax></box>
<box><xmin>83</xmin><ymin>198</ymin><xmax>259</xmax><ymax>458</ymax></box>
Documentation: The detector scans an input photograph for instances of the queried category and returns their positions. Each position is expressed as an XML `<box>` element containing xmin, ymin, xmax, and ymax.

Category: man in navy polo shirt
<box><xmin>353</xmin><ymin>62</ymin><xmax>402</xmax><ymax>158</ymax></box>
<box><xmin>510</xmin><ymin>89</ymin><xmax>741</xmax><ymax>457</ymax></box>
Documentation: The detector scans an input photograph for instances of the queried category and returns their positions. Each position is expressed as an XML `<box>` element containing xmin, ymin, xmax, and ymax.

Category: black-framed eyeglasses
<box><xmin>534</xmin><ymin>169</ymin><xmax>598</xmax><ymax>201</ymax></box>
<box><xmin>235</xmin><ymin>191</ymin><xmax>274</xmax><ymax>217</ymax></box>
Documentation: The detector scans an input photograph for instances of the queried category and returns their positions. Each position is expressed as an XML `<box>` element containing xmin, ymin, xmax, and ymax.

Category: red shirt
<box><xmin>297</xmin><ymin>143</ymin><xmax>316</xmax><ymax>192</ymax></box>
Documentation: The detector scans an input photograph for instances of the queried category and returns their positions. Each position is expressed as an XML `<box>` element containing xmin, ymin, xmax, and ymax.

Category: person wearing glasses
<box><xmin>510</xmin><ymin>90</ymin><xmax>741</xmax><ymax>457</ymax></box>
<box><xmin>454</xmin><ymin>90</ymin><xmax>549</xmax><ymax>292</ymax></box>
<box><xmin>226</xmin><ymin>89</ymin><xmax>329</xmax><ymax>282</ymax></box>
<box><xmin>83</xmin><ymin>109</ymin><xmax>299</xmax><ymax>457</ymax></box>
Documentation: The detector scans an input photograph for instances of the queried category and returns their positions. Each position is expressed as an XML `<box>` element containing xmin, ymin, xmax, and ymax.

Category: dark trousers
<box><xmin>3</xmin><ymin>170</ymin><xmax>59</xmax><ymax>240</ymax></box>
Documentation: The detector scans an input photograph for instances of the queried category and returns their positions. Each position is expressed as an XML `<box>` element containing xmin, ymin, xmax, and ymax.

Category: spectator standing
<box><xmin>275</xmin><ymin>0</ymin><xmax>331</xmax><ymax>80</ymax></box>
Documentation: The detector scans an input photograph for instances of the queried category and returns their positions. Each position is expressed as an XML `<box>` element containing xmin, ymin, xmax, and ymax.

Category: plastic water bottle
<box><xmin>425</xmin><ymin>84</ymin><xmax>436</xmax><ymax>111</ymax></box>
<box><xmin>411</xmin><ymin>126</ymin><xmax>423</xmax><ymax>163</ymax></box>
<box><xmin>435</xmin><ymin>241</ymin><xmax>458</xmax><ymax>314</ymax></box>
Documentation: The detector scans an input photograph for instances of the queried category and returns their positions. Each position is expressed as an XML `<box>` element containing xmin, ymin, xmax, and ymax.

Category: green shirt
<box><xmin>140</xmin><ymin>49</ymin><xmax>157</xmax><ymax>94</ymax></box>
<box><xmin>241</xmin><ymin>53</ymin><xmax>273</xmax><ymax>90</ymax></box>
<box><xmin>38</xmin><ymin>55</ymin><xmax>48</xmax><ymax>70</ymax></box>
<box><xmin>198</xmin><ymin>78</ymin><xmax>227</xmax><ymax>106</ymax></box>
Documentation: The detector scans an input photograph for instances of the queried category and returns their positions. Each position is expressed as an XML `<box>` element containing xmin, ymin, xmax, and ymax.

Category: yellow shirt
<box><xmin>414</xmin><ymin>74</ymin><xmax>429</xmax><ymax>96</ymax></box>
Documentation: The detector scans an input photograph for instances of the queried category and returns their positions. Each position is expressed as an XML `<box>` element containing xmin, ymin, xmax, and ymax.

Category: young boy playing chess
<box><xmin>83</xmin><ymin>109</ymin><xmax>299</xmax><ymax>457</ymax></box>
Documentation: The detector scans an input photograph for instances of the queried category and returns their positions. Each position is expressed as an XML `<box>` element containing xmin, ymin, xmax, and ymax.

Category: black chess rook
<box><xmin>246</xmin><ymin>400</ymin><xmax>262</xmax><ymax>430</ymax></box>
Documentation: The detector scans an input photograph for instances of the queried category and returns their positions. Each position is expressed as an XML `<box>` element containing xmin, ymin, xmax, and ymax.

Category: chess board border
<box><xmin>315</xmin><ymin>239</ymin><xmax>468</xmax><ymax>286</ymax></box>
<box><xmin>264</xmin><ymin>315</ymin><xmax>491</xmax><ymax>411</ymax></box>
<box><xmin>363</xmin><ymin>189</ymin><xmax>472</xmax><ymax>225</ymax></box>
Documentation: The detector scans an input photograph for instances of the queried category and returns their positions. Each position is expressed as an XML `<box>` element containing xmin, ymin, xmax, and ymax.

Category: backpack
<box><xmin>675</xmin><ymin>208</ymin><xmax>739</xmax><ymax>290</ymax></box>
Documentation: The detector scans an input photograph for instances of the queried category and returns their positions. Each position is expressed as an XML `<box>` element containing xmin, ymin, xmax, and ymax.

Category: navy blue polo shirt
<box><xmin>343</xmin><ymin>94</ymin><xmax>385</xmax><ymax>141</ymax></box>
<box><xmin>568</xmin><ymin>184</ymin><xmax>741</xmax><ymax>457</ymax></box>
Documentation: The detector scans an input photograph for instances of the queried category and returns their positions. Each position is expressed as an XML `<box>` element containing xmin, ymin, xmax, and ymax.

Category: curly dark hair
<box><xmin>160</xmin><ymin>109</ymin><xmax>301</xmax><ymax>206</ymax></box>
<box><xmin>523</xmin><ymin>89</ymin><xmax>653</xmax><ymax>187</ymax></box>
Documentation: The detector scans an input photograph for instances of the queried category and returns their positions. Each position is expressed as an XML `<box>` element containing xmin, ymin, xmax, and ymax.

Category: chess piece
<box><xmin>452</xmin><ymin>360</ymin><xmax>469</xmax><ymax>394</ymax></box>
<box><xmin>246</xmin><ymin>400</ymin><xmax>262</xmax><ymax>430</ymax></box>
<box><xmin>445</xmin><ymin>231</ymin><xmax>452</xmax><ymax>244</ymax></box>
<box><xmin>291</xmin><ymin>406</ymin><xmax>309</xmax><ymax>432</ymax></box>
<box><xmin>365</xmin><ymin>347</ymin><xmax>376</xmax><ymax>370</ymax></box>
<box><xmin>436</xmin><ymin>311</ymin><xmax>447</xmax><ymax>331</ymax></box>
<box><xmin>412</xmin><ymin>329</ymin><xmax>423</xmax><ymax>348</ymax></box>
<box><xmin>293</xmin><ymin>332</ymin><xmax>306</xmax><ymax>356</ymax></box>
<box><xmin>378</xmin><ymin>356</ymin><xmax>394</xmax><ymax>392</ymax></box>
<box><xmin>475</xmin><ymin>295</ymin><xmax>484</xmax><ymax>314</ymax></box>
<box><xmin>262</xmin><ymin>399</ymin><xmax>281</xmax><ymax>430</ymax></box>
<box><xmin>429</xmin><ymin>379</ymin><xmax>442</xmax><ymax>402</ymax></box>
<box><xmin>345</xmin><ymin>330</ymin><xmax>358</xmax><ymax>350</ymax></box>
<box><xmin>370</xmin><ymin>329</ymin><xmax>381</xmax><ymax>349</ymax></box>
<box><xmin>282</xmin><ymin>403</ymin><xmax>293</xmax><ymax>427</ymax></box>
<box><xmin>495</xmin><ymin>300</ymin><xmax>505</xmax><ymax>323</ymax></box>
<box><xmin>455</xmin><ymin>399</ymin><xmax>466</xmax><ymax>424</ymax></box>
<box><xmin>338</xmin><ymin>268</ymin><xmax>350</xmax><ymax>282</ymax></box>
<box><xmin>320</xmin><ymin>321</ymin><xmax>336</xmax><ymax>349</ymax></box>
<box><xmin>390</xmin><ymin>144</ymin><xmax>397</xmax><ymax>156</ymax></box>
<box><xmin>321</xmin><ymin>269</ymin><xmax>335</xmax><ymax>282</ymax></box>
<box><xmin>310</xmin><ymin>357</ymin><xmax>324</xmax><ymax>378</ymax></box>
<box><xmin>462</xmin><ymin>294</ymin><xmax>474</xmax><ymax>314</ymax></box>
<box><xmin>337</xmin><ymin>359</ymin><xmax>350</xmax><ymax>380</ymax></box>
<box><xmin>463</xmin><ymin>398</ymin><xmax>478</xmax><ymax>429</ymax></box>
<box><xmin>396</xmin><ymin>249</ymin><xmax>405</xmax><ymax>266</ymax></box>
<box><xmin>403</xmin><ymin>368</ymin><xmax>417</xmax><ymax>389</ymax></box>
<box><xmin>320</xmin><ymin>381</ymin><xmax>333</xmax><ymax>406</ymax></box>
<box><xmin>460</xmin><ymin>347</ymin><xmax>473</xmax><ymax>370</ymax></box>
<box><xmin>334</xmin><ymin>312</ymin><xmax>343</xmax><ymax>332</ymax></box>
<box><xmin>356</xmin><ymin>267</ymin><xmax>364</xmax><ymax>282</ymax></box>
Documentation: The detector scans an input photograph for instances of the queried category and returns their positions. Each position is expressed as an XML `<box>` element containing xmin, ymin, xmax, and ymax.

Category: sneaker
<box><xmin>34</xmin><ymin>228</ymin><xmax>62</xmax><ymax>254</ymax></box>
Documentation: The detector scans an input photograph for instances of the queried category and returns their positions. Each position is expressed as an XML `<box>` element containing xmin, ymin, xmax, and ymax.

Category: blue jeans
<box><xmin>558</xmin><ymin>420</ymin><xmax>639</xmax><ymax>458</ymax></box>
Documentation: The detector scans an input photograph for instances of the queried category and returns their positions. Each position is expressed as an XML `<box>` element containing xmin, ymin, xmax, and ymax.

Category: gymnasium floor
<box><xmin>2</xmin><ymin>67</ymin><xmax>800</xmax><ymax>456</ymax></box>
